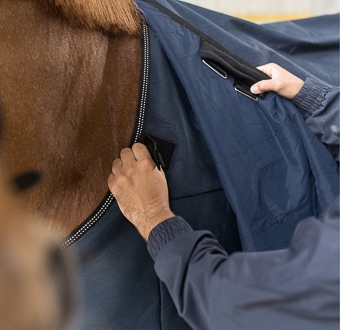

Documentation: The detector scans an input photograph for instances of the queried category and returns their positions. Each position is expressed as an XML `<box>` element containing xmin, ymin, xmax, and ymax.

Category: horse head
<box><xmin>0</xmin><ymin>98</ymin><xmax>73</xmax><ymax>330</ymax></box>
<box><xmin>0</xmin><ymin>1</ymin><xmax>142</xmax><ymax>327</ymax></box>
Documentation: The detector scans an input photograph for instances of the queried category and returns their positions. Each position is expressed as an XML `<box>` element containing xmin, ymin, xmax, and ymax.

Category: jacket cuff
<box><xmin>147</xmin><ymin>216</ymin><xmax>193</xmax><ymax>260</ymax></box>
<box><xmin>292</xmin><ymin>77</ymin><xmax>332</xmax><ymax>120</ymax></box>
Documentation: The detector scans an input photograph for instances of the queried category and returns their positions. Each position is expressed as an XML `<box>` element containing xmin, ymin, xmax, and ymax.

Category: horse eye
<box><xmin>12</xmin><ymin>171</ymin><xmax>42</xmax><ymax>192</ymax></box>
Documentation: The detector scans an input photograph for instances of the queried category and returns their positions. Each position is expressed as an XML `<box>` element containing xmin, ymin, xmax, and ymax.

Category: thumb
<box><xmin>250</xmin><ymin>79</ymin><xmax>275</xmax><ymax>94</ymax></box>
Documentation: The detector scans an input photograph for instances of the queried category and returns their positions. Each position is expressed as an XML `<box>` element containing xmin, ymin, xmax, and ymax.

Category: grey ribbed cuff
<box><xmin>292</xmin><ymin>77</ymin><xmax>332</xmax><ymax>120</ymax></box>
<box><xmin>147</xmin><ymin>216</ymin><xmax>193</xmax><ymax>260</ymax></box>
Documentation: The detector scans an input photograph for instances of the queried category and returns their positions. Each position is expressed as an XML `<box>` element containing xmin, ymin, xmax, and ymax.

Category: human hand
<box><xmin>108</xmin><ymin>143</ymin><xmax>174</xmax><ymax>241</ymax></box>
<box><xmin>250</xmin><ymin>63</ymin><xmax>304</xmax><ymax>100</ymax></box>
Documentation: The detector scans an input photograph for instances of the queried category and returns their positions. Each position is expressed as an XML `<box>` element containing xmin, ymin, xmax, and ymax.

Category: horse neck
<box><xmin>0</xmin><ymin>0</ymin><xmax>142</xmax><ymax>235</ymax></box>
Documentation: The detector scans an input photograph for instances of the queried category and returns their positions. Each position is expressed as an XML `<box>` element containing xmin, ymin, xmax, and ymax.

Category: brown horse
<box><xmin>0</xmin><ymin>0</ymin><xmax>143</xmax><ymax>235</ymax></box>
<box><xmin>0</xmin><ymin>171</ymin><xmax>73</xmax><ymax>329</ymax></box>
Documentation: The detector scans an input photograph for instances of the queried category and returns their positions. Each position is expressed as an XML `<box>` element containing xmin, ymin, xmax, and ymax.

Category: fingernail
<box><xmin>250</xmin><ymin>85</ymin><xmax>259</xmax><ymax>94</ymax></box>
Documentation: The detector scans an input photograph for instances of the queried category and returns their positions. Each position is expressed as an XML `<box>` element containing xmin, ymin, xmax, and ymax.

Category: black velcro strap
<box><xmin>144</xmin><ymin>0</ymin><xmax>270</xmax><ymax>88</ymax></box>
<box><xmin>138</xmin><ymin>133</ymin><xmax>176</xmax><ymax>170</ymax></box>
<box><xmin>200</xmin><ymin>41</ymin><xmax>269</xmax><ymax>87</ymax></box>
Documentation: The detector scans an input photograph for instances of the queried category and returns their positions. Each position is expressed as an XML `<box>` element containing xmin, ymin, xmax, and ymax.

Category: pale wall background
<box><xmin>181</xmin><ymin>0</ymin><xmax>339</xmax><ymax>23</ymax></box>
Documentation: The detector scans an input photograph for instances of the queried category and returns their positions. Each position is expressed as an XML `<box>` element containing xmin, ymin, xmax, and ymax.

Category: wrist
<box><xmin>142</xmin><ymin>210</ymin><xmax>175</xmax><ymax>241</ymax></box>
<box><xmin>291</xmin><ymin>79</ymin><xmax>304</xmax><ymax>100</ymax></box>
<box><xmin>292</xmin><ymin>77</ymin><xmax>332</xmax><ymax>120</ymax></box>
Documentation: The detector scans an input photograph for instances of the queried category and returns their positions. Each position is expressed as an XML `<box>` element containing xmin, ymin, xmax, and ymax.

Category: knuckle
<box><xmin>140</xmin><ymin>158</ymin><xmax>153</xmax><ymax>170</ymax></box>
<box><xmin>117</xmin><ymin>173</ymin><xmax>129</xmax><ymax>185</ymax></box>
<box><xmin>257</xmin><ymin>81</ymin><xmax>266</xmax><ymax>92</ymax></box>
<box><xmin>125</xmin><ymin>164</ymin><xmax>135</xmax><ymax>176</ymax></box>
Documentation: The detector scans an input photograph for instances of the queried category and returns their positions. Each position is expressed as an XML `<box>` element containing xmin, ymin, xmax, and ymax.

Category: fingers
<box><xmin>256</xmin><ymin>63</ymin><xmax>276</xmax><ymax>78</ymax></box>
<box><xmin>120</xmin><ymin>148</ymin><xmax>136</xmax><ymax>164</ymax></box>
<box><xmin>132</xmin><ymin>143</ymin><xmax>154</xmax><ymax>162</ymax></box>
<box><xmin>251</xmin><ymin>79</ymin><xmax>277</xmax><ymax>94</ymax></box>
<box><xmin>251</xmin><ymin>63</ymin><xmax>278</xmax><ymax>94</ymax></box>
<box><xmin>109</xmin><ymin>144</ymin><xmax>156</xmax><ymax>199</ymax></box>
<box><xmin>111</xmin><ymin>143</ymin><xmax>155</xmax><ymax>176</ymax></box>
<box><xmin>111</xmin><ymin>158</ymin><xmax>123</xmax><ymax>174</ymax></box>
<box><xmin>252</xmin><ymin>63</ymin><xmax>304</xmax><ymax>99</ymax></box>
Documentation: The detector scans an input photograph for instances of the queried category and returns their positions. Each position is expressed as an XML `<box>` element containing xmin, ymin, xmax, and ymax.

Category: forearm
<box><xmin>148</xmin><ymin>216</ymin><xmax>286</xmax><ymax>330</ymax></box>
<box><xmin>292</xmin><ymin>78</ymin><xmax>339</xmax><ymax>161</ymax></box>
<box><xmin>147</xmin><ymin>209</ymin><xmax>339</xmax><ymax>330</ymax></box>
<box><xmin>148</xmin><ymin>216</ymin><xmax>230</xmax><ymax>330</ymax></box>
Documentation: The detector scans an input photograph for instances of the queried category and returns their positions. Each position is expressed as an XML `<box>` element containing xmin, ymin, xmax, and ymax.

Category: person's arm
<box><xmin>147</xmin><ymin>200</ymin><xmax>339</xmax><ymax>330</ymax></box>
<box><xmin>108</xmin><ymin>145</ymin><xmax>339</xmax><ymax>330</ymax></box>
<box><xmin>251</xmin><ymin>64</ymin><xmax>339</xmax><ymax>161</ymax></box>
<box><xmin>292</xmin><ymin>78</ymin><xmax>339</xmax><ymax>161</ymax></box>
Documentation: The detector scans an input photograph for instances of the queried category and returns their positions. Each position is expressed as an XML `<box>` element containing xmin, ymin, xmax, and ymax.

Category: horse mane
<box><xmin>39</xmin><ymin>0</ymin><xmax>143</xmax><ymax>35</ymax></box>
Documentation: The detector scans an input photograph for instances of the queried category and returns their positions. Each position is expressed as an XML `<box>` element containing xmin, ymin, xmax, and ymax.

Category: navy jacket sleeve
<box><xmin>147</xmin><ymin>198</ymin><xmax>339</xmax><ymax>330</ymax></box>
<box><xmin>292</xmin><ymin>78</ymin><xmax>340</xmax><ymax>161</ymax></box>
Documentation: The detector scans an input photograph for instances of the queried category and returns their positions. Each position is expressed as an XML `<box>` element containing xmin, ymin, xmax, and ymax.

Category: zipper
<box><xmin>135</xmin><ymin>24</ymin><xmax>150</xmax><ymax>142</ymax></box>
<box><xmin>62</xmin><ymin>24</ymin><xmax>150</xmax><ymax>249</ymax></box>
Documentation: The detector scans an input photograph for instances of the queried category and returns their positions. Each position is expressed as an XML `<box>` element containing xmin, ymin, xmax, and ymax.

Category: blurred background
<box><xmin>181</xmin><ymin>0</ymin><xmax>339</xmax><ymax>23</ymax></box>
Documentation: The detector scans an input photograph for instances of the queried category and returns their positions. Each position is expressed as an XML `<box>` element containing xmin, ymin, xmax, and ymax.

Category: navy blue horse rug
<box><xmin>64</xmin><ymin>1</ymin><xmax>339</xmax><ymax>329</ymax></box>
